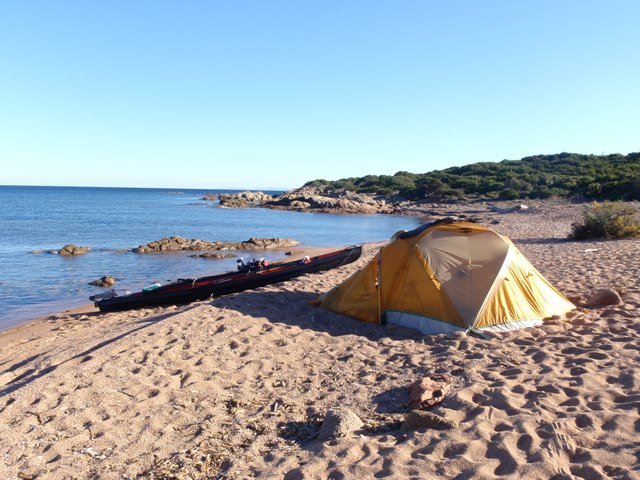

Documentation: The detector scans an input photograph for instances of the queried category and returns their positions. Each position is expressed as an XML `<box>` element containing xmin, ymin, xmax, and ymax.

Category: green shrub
<box><xmin>500</xmin><ymin>188</ymin><xmax>520</xmax><ymax>200</ymax></box>
<box><xmin>570</xmin><ymin>201</ymin><xmax>640</xmax><ymax>239</ymax></box>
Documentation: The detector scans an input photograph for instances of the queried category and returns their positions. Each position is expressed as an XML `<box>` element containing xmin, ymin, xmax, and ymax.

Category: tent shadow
<box><xmin>209</xmin><ymin>289</ymin><xmax>424</xmax><ymax>342</ymax></box>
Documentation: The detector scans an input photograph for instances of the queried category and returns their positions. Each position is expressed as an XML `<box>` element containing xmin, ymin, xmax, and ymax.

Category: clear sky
<box><xmin>1</xmin><ymin>1</ymin><xmax>638</xmax><ymax>190</ymax></box>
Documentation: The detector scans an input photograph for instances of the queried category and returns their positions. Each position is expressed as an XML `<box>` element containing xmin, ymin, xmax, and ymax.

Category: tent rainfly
<box><xmin>314</xmin><ymin>219</ymin><xmax>575</xmax><ymax>334</ymax></box>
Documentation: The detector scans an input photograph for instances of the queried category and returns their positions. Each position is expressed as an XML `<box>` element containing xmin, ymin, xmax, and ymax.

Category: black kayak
<box><xmin>91</xmin><ymin>245</ymin><xmax>362</xmax><ymax>312</ymax></box>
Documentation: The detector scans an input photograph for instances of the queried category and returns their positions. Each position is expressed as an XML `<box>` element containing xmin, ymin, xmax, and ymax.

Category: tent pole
<box><xmin>376</xmin><ymin>251</ymin><xmax>382</xmax><ymax>325</ymax></box>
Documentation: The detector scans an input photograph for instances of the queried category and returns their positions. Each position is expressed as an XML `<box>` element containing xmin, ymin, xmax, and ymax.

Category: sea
<box><xmin>0</xmin><ymin>185</ymin><xmax>422</xmax><ymax>331</ymax></box>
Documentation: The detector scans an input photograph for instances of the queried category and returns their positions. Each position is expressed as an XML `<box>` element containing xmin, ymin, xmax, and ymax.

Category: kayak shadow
<box><xmin>210</xmin><ymin>289</ymin><xmax>424</xmax><ymax>342</ymax></box>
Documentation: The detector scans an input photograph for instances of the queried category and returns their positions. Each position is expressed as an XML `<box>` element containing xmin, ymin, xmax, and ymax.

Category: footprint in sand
<box><xmin>574</xmin><ymin>413</ymin><xmax>594</xmax><ymax>429</ymax></box>
<box><xmin>485</xmin><ymin>439</ymin><xmax>518</xmax><ymax>476</ymax></box>
<box><xmin>501</xmin><ymin>367</ymin><xmax>523</xmax><ymax>378</ymax></box>
<box><xmin>494</xmin><ymin>423</ymin><xmax>514</xmax><ymax>432</ymax></box>
<box><xmin>559</xmin><ymin>397</ymin><xmax>581</xmax><ymax>407</ymax></box>
<box><xmin>570</xmin><ymin>464</ymin><xmax>603</xmax><ymax>479</ymax></box>
<box><xmin>443</xmin><ymin>442</ymin><xmax>468</xmax><ymax>459</ymax></box>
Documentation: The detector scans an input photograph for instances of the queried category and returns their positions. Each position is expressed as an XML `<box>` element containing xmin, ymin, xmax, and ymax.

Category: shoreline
<box><xmin>0</xmin><ymin>197</ymin><xmax>630</xmax><ymax>345</ymax></box>
<box><xmin>1</xmin><ymin>201</ymin><xmax>639</xmax><ymax>479</ymax></box>
<box><xmin>0</xmin><ymin>196</ymin><xmax>605</xmax><ymax>333</ymax></box>
<box><xmin>0</xmin><ymin>245</ymin><xmax>374</xmax><ymax>335</ymax></box>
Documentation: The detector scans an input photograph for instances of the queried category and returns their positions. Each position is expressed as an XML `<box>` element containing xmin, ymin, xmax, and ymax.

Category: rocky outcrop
<box><xmin>134</xmin><ymin>236</ymin><xmax>299</xmax><ymax>253</ymax></box>
<box><xmin>57</xmin><ymin>244</ymin><xmax>91</xmax><ymax>256</ymax></box>
<box><xmin>134</xmin><ymin>237</ymin><xmax>219</xmax><ymax>253</ymax></box>
<box><xmin>262</xmin><ymin>187</ymin><xmax>393</xmax><ymax>214</ymax></box>
<box><xmin>218</xmin><ymin>191</ymin><xmax>274</xmax><ymax>208</ymax></box>
<box><xmin>202</xmin><ymin>193</ymin><xmax>219</xmax><ymax>201</ymax></box>
<box><xmin>234</xmin><ymin>237</ymin><xmax>299</xmax><ymax>250</ymax></box>
<box><xmin>89</xmin><ymin>276</ymin><xmax>116</xmax><ymax>287</ymax></box>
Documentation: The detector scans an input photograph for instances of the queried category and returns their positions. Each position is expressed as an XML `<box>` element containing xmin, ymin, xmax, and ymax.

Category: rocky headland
<box><xmin>203</xmin><ymin>187</ymin><xmax>396</xmax><ymax>215</ymax></box>
<box><xmin>262</xmin><ymin>186</ymin><xmax>394</xmax><ymax>214</ymax></box>
<box><xmin>203</xmin><ymin>186</ymin><xmax>535</xmax><ymax>217</ymax></box>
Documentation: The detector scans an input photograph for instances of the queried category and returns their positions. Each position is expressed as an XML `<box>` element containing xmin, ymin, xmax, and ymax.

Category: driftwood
<box><xmin>487</xmin><ymin>203</ymin><xmax>529</xmax><ymax>214</ymax></box>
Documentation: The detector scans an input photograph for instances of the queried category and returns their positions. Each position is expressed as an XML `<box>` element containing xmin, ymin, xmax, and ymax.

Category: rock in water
<box><xmin>218</xmin><ymin>191</ymin><xmax>274</xmax><ymax>208</ymax></box>
<box><xmin>58</xmin><ymin>244</ymin><xmax>91</xmax><ymax>256</ymax></box>
<box><xmin>133</xmin><ymin>236</ymin><xmax>218</xmax><ymax>253</ymax></box>
<box><xmin>89</xmin><ymin>276</ymin><xmax>116</xmax><ymax>287</ymax></box>
<box><xmin>134</xmin><ymin>236</ymin><xmax>299</xmax><ymax>253</ymax></box>
<box><xmin>318</xmin><ymin>408</ymin><xmax>363</xmax><ymax>441</ymax></box>
<box><xmin>190</xmin><ymin>253</ymin><xmax>238</xmax><ymax>259</ymax></box>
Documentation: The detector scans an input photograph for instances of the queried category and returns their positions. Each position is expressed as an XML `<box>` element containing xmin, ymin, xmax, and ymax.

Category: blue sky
<box><xmin>1</xmin><ymin>1</ymin><xmax>638</xmax><ymax>189</ymax></box>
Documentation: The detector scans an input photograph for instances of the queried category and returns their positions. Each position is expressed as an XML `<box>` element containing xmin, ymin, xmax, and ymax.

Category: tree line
<box><xmin>303</xmin><ymin>152</ymin><xmax>640</xmax><ymax>201</ymax></box>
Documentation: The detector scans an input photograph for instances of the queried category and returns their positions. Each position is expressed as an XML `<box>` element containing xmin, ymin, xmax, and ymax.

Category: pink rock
<box><xmin>408</xmin><ymin>374</ymin><xmax>452</xmax><ymax>410</ymax></box>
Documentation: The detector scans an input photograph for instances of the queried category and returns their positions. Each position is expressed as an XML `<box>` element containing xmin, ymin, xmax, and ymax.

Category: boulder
<box><xmin>318</xmin><ymin>408</ymin><xmax>363</xmax><ymax>441</ymax></box>
<box><xmin>89</xmin><ymin>276</ymin><xmax>116</xmax><ymax>287</ymax></box>
<box><xmin>58</xmin><ymin>244</ymin><xmax>91</xmax><ymax>256</ymax></box>
<box><xmin>202</xmin><ymin>193</ymin><xmax>219</xmax><ymax>201</ymax></box>
<box><xmin>400</xmin><ymin>411</ymin><xmax>458</xmax><ymax>432</ymax></box>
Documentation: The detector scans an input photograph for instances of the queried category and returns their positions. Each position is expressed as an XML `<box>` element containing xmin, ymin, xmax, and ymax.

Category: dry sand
<box><xmin>0</xmin><ymin>201</ymin><xmax>639</xmax><ymax>479</ymax></box>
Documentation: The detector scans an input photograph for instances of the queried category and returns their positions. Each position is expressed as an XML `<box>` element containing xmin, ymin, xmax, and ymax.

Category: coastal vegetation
<box><xmin>304</xmin><ymin>152</ymin><xmax>640</xmax><ymax>201</ymax></box>
<box><xmin>570</xmin><ymin>201</ymin><xmax>640</xmax><ymax>240</ymax></box>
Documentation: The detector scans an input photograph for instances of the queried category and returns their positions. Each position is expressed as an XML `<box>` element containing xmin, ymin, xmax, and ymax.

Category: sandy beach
<box><xmin>1</xmin><ymin>201</ymin><xmax>639</xmax><ymax>479</ymax></box>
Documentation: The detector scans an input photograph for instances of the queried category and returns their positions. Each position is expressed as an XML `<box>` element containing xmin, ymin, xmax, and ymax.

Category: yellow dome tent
<box><xmin>315</xmin><ymin>219</ymin><xmax>575</xmax><ymax>334</ymax></box>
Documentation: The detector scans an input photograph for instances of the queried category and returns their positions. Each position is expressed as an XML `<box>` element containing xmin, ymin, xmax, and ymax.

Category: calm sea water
<box><xmin>0</xmin><ymin>186</ymin><xmax>421</xmax><ymax>330</ymax></box>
